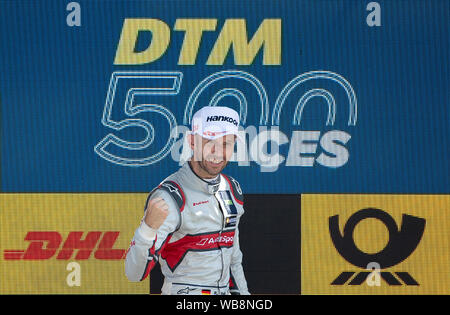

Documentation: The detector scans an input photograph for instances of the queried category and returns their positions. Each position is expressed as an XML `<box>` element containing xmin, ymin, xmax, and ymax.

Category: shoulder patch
<box><xmin>222</xmin><ymin>174</ymin><xmax>244</xmax><ymax>205</ymax></box>
<box><xmin>146</xmin><ymin>180</ymin><xmax>186</xmax><ymax>212</ymax></box>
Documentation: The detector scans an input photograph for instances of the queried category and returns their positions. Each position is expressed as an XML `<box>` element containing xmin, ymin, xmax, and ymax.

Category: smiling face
<box><xmin>189</xmin><ymin>134</ymin><xmax>236</xmax><ymax>179</ymax></box>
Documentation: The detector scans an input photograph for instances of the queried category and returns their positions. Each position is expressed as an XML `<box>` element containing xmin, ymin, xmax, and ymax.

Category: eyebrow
<box><xmin>206</xmin><ymin>139</ymin><xmax>235</xmax><ymax>145</ymax></box>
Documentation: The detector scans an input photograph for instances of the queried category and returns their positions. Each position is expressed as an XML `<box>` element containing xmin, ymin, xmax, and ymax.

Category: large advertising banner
<box><xmin>1</xmin><ymin>0</ymin><xmax>447</xmax><ymax>194</ymax></box>
<box><xmin>0</xmin><ymin>194</ymin><xmax>148</xmax><ymax>294</ymax></box>
<box><xmin>0</xmin><ymin>0</ymin><xmax>448</xmax><ymax>295</ymax></box>
<box><xmin>301</xmin><ymin>194</ymin><xmax>450</xmax><ymax>295</ymax></box>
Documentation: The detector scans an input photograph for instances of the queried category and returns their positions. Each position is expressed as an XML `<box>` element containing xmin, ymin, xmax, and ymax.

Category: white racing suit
<box><xmin>125</xmin><ymin>162</ymin><xmax>250</xmax><ymax>295</ymax></box>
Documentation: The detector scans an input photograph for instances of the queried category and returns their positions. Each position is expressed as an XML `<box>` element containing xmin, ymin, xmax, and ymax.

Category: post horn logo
<box><xmin>328</xmin><ymin>208</ymin><xmax>426</xmax><ymax>286</ymax></box>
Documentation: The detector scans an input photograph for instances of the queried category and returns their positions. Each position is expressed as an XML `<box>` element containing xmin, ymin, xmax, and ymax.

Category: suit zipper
<box><xmin>215</xmin><ymin>194</ymin><xmax>225</xmax><ymax>293</ymax></box>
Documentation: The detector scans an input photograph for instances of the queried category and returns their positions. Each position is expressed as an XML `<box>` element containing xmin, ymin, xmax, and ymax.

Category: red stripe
<box><xmin>222</xmin><ymin>174</ymin><xmax>243</xmax><ymax>205</ymax></box>
<box><xmin>139</xmin><ymin>181</ymin><xmax>184</xmax><ymax>280</ymax></box>
<box><xmin>139</xmin><ymin>234</ymin><xmax>172</xmax><ymax>281</ymax></box>
<box><xmin>155</xmin><ymin>181</ymin><xmax>185</xmax><ymax>212</ymax></box>
<box><xmin>161</xmin><ymin>231</ymin><xmax>235</xmax><ymax>270</ymax></box>
<box><xmin>139</xmin><ymin>234</ymin><xmax>158</xmax><ymax>281</ymax></box>
<box><xmin>169</xmin><ymin>181</ymin><xmax>186</xmax><ymax>212</ymax></box>
<box><xmin>140</xmin><ymin>258</ymin><xmax>153</xmax><ymax>281</ymax></box>
<box><xmin>4</xmin><ymin>250</ymin><xmax>24</xmax><ymax>260</ymax></box>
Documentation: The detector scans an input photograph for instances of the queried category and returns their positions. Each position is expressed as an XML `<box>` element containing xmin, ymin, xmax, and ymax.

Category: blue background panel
<box><xmin>0</xmin><ymin>0</ymin><xmax>448</xmax><ymax>193</ymax></box>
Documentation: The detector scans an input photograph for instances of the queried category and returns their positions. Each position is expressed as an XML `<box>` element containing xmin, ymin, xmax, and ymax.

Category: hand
<box><xmin>144</xmin><ymin>197</ymin><xmax>169</xmax><ymax>230</ymax></box>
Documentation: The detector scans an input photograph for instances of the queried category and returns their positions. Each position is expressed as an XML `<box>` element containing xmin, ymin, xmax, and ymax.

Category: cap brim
<box><xmin>192</xmin><ymin>129</ymin><xmax>244</xmax><ymax>144</ymax></box>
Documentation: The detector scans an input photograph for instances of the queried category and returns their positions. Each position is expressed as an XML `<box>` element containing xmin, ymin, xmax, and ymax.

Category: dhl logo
<box><xmin>3</xmin><ymin>231</ymin><xmax>127</xmax><ymax>260</ymax></box>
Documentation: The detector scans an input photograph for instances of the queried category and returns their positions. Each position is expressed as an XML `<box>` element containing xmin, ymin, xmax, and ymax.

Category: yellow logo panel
<box><xmin>0</xmin><ymin>193</ymin><xmax>149</xmax><ymax>294</ymax></box>
<box><xmin>301</xmin><ymin>194</ymin><xmax>450</xmax><ymax>295</ymax></box>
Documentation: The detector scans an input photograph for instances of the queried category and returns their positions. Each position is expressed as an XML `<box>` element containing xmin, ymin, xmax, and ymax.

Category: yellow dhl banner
<box><xmin>301</xmin><ymin>194</ymin><xmax>450</xmax><ymax>295</ymax></box>
<box><xmin>0</xmin><ymin>193</ymin><xmax>149</xmax><ymax>294</ymax></box>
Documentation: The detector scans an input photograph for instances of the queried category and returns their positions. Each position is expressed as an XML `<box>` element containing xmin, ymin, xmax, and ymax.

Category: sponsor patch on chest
<box><xmin>216</xmin><ymin>191</ymin><xmax>238</xmax><ymax>228</ymax></box>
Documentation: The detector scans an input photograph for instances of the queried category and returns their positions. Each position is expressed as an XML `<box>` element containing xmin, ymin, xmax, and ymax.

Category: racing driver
<box><xmin>125</xmin><ymin>106</ymin><xmax>250</xmax><ymax>295</ymax></box>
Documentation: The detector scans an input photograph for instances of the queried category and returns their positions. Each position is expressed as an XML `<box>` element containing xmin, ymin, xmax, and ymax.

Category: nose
<box><xmin>206</xmin><ymin>141</ymin><xmax>225</xmax><ymax>158</ymax></box>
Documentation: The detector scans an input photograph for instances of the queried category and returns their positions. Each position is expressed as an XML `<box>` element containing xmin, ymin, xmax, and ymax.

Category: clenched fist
<box><xmin>144</xmin><ymin>197</ymin><xmax>169</xmax><ymax>230</ymax></box>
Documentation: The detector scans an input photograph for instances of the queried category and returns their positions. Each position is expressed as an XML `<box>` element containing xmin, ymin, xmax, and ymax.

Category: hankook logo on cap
<box><xmin>206</xmin><ymin>115</ymin><xmax>238</xmax><ymax>126</ymax></box>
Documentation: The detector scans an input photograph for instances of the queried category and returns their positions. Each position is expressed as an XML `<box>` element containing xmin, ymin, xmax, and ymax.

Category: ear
<box><xmin>187</xmin><ymin>133</ymin><xmax>195</xmax><ymax>150</ymax></box>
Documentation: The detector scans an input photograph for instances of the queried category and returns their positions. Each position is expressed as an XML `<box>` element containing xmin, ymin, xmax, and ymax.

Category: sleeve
<box><xmin>124</xmin><ymin>189</ymin><xmax>181</xmax><ymax>282</ymax></box>
<box><xmin>229</xmin><ymin>219</ymin><xmax>250</xmax><ymax>295</ymax></box>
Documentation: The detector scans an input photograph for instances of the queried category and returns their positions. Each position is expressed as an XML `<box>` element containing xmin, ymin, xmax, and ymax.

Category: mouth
<box><xmin>205</xmin><ymin>157</ymin><xmax>224</xmax><ymax>168</ymax></box>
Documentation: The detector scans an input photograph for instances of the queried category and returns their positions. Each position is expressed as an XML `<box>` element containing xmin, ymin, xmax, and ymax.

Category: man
<box><xmin>125</xmin><ymin>106</ymin><xmax>250</xmax><ymax>295</ymax></box>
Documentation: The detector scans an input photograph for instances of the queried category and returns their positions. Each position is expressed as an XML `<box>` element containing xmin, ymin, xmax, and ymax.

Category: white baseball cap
<box><xmin>191</xmin><ymin>106</ymin><xmax>242</xmax><ymax>141</ymax></box>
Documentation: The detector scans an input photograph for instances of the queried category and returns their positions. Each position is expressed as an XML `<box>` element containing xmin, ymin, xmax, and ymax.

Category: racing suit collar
<box><xmin>181</xmin><ymin>162</ymin><xmax>221</xmax><ymax>195</ymax></box>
